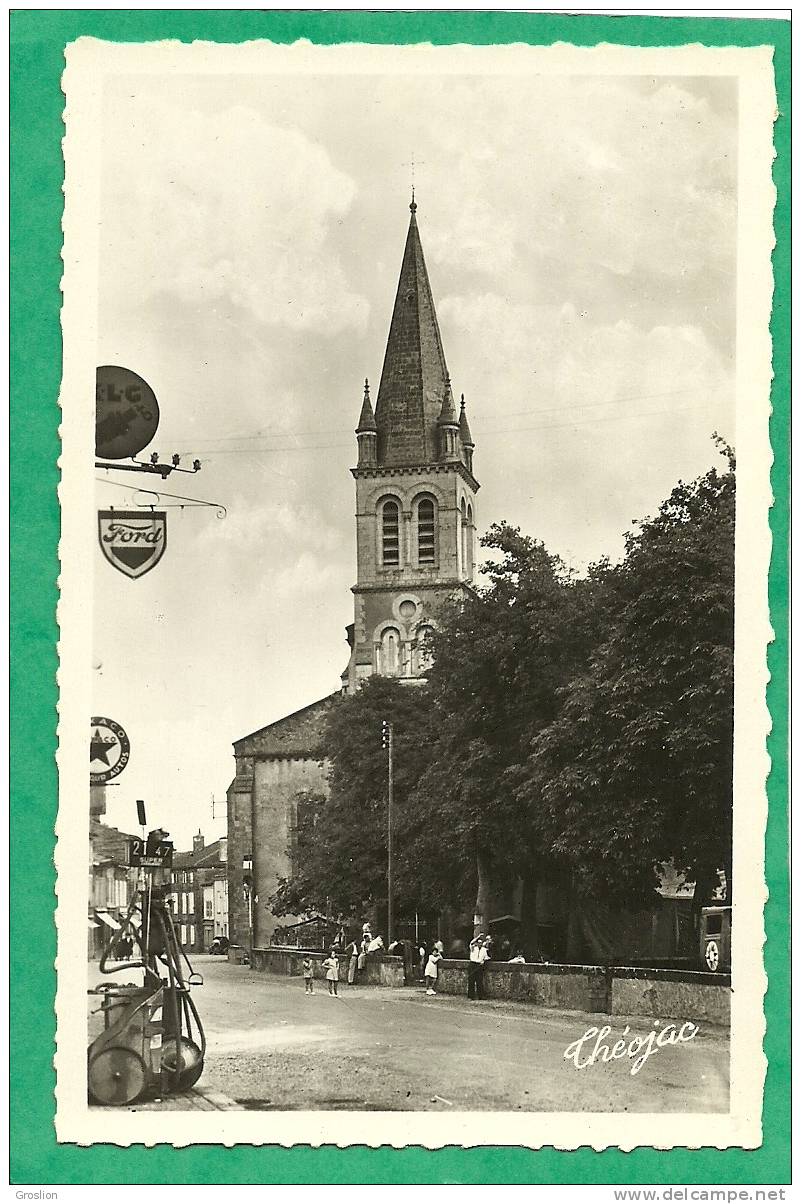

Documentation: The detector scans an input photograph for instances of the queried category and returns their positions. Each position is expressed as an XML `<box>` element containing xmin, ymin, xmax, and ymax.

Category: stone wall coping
<box><xmin>259</xmin><ymin>946</ymin><xmax>403</xmax><ymax>963</ymax></box>
<box><xmin>246</xmin><ymin>752</ymin><xmax>327</xmax><ymax>763</ymax></box>
<box><xmin>352</xmin><ymin>462</ymin><xmax>480</xmax><ymax>492</ymax></box>
<box><xmin>439</xmin><ymin>959</ymin><xmax>731</xmax><ymax>988</ymax></box>
<box><xmin>610</xmin><ymin>965</ymin><xmax>731</xmax><ymax>987</ymax></box>
<box><xmin>439</xmin><ymin>959</ymin><xmax>605</xmax><ymax>977</ymax></box>
<box><xmin>351</xmin><ymin>579</ymin><xmax>466</xmax><ymax>595</ymax></box>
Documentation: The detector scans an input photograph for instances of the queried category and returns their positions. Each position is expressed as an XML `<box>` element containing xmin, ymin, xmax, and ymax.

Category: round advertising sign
<box><xmin>95</xmin><ymin>365</ymin><xmax>160</xmax><ymax>460</ymax></box>
<box><xmin>90</xmin><ymin>716</ymin><xmax>131</xmax><ymax>784</ymax></box>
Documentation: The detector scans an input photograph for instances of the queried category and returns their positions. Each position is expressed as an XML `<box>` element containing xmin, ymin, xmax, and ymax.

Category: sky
<box><xmin>92</xmin><ymin>64</ymin><xmax>738</xmax><ymax>846</ymax></box>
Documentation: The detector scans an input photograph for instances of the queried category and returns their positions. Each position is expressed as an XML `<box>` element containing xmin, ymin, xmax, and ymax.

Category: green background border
<box><xmin>10</xmin><ymin>9</ymin><xmax>790</xmax><ymax>1185</ymax></box>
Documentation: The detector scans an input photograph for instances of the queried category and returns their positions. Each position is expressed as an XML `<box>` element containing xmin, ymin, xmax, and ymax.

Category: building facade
<box><xmin>88</xmin><ymin>819</ymin><xmax>139</xmax><ymax>958</ymax></box>
<box><xmin>227</xmin><ymin>201</ymin><xmax>479</xmax><ymax>950</ymax></box>
<box><xmin>169</xmin><ymin>830</ymin><xmax>228</xmax><ymax>953</ymax></box>
<box><xmin>170</xmin><ymin>852</ymin><xmax>198</xmax><ymax>953</ymax></box>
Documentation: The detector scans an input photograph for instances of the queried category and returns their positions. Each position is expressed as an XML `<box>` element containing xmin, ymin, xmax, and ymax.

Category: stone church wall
<box><xmin>226</xmin><ymin>757</ymin><xmax>254</xmax><ymax>950</ymax></box>
<box><xmin>251</xmin><ymin>756</ymin><xmax>329</xmax><ymax>946</ymax></box>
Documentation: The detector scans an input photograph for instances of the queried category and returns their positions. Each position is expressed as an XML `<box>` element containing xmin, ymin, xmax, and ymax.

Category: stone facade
<box><xmin>226</xmin><ymin>697</ymin><xmax>334</xmax><ymax>949</ymax></box>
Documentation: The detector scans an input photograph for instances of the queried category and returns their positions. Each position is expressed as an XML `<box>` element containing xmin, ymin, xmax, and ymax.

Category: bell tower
<box><xmin>343</xmin><ymin>198</ymin><xmax>480</xmax><ymax>691</ymax></box>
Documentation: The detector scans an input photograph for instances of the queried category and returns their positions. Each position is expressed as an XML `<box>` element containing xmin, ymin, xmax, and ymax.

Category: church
<box><xmin>226</xmin><ymin>199</ymin><xmax>481</xmax><ymax>950</ymax></box>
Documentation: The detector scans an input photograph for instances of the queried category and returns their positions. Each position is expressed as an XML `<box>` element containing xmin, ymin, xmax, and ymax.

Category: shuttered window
<box><xmin>382</xmin><ymin>500</ymin><xmax>400</xmax><ymax>566</ymax></box>
<box><xmin>417</xmin><ymin>497</ymin><xmax>435</xmax><ymax>565</ymax></box>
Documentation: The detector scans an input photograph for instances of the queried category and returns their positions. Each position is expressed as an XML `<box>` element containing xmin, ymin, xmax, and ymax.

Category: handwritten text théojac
<box><xmin>563</xmin><ymin>1021</ymin><xmax>699</xmax><ymax>1076</ymax></box>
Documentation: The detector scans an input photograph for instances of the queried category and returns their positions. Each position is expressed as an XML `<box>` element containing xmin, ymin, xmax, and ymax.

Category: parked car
<box><xmin>209</xmin><ymin>936</ymin><xmax>230</xmax><ymax>956</ymax></box>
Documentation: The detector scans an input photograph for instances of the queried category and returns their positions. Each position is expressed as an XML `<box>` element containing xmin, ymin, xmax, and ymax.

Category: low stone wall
<box><xmin>435</xmin><ymin>960</ymin><xmax>730</xmax><ymax>1024</ymax></box>
<box><xmin>251</xmin><ymin>946</ymin><xmax>405</xmax><ymax>988</ymax></box>
<box><xmin>437</xmin><ymin>960</ymin><xmax>608</xmax><ymax>1012</ymax></box>
<box><xmin>250</xmin><ymin>948</ymin><xmax>729</xmax><ymax>1023</ymax></box>
<box><xmin>610</xmin><ymin>967</ymin><xmax>731</xmax><ymax>1026</ymax></box>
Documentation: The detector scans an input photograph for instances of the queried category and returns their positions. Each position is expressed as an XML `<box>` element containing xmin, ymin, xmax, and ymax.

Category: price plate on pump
<box><xmin>127</xmin><ymin>837</ymin><xmax>173</xmax><ymax>867</ymax></box>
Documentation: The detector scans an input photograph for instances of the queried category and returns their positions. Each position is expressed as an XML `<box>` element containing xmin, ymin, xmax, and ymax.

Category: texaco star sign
<box><xmin>90</xmin><ymin>716</ymin><xmax>131</xmax><ymax>785</ymax></box>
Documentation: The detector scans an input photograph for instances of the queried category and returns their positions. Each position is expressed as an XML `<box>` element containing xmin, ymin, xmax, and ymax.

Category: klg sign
<box><xmin>95</xmin><ymin>365</ymin><xmax>160</xmax><ymax>460</ymax></box>
<box><xmin>98</xmin><ymin>510</ymin><xmax>167</xmax><ymax>579</ymax></box>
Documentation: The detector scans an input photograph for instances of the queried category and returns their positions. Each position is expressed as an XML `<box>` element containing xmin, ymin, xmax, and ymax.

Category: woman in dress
<box><xmin>321</xmin><ymin>948</ymin><xmax>340</xmax><ymax>996</ymax></box>
<box><xmin>424</xmin><ymin>944</ymin><xmax>443</xmax><ymax>995</ymax></box>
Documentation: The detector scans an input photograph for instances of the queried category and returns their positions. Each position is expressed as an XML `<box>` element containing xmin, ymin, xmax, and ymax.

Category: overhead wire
<box><xmin>178</xmin><ymin>381</ymin><xmax>729</xmax><ymax>448</ymax></box>
<box><xmin>170</xmin><ymin>393</ymin><xmax>730</xmax><ymax>459</ymax></box>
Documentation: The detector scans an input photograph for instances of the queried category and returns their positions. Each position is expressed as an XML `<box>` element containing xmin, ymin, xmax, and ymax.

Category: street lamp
<box><xmin>381</xmin><ymin>720</ymin><xmax>394</xmax><ymax>946</ymax></box>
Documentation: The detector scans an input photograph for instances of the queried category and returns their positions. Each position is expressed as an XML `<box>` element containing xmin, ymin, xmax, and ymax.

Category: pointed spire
<box><xmin>374</xmin><ymin>202</ymin><xmax>450</xmax><ymax>465</ymax></box>
<box><xmin>438</xmin><ymin>376</ymin><xmax>458</xmax><ymax>426</ymax></box>
<box><xmin>438</xmin><ymin>376</ymin><xmax>461</xmax><ymax>462</ymax></box>
<box><xmin>458</xmin><ymin>394</ymin><xmax>474</xmax><ymax>447</ymax></box>
<box><xmin>356</xmin><ymin>378</ymin><xmax>376</xmax><ymax>433</ymax></box>
<box><xmin>356</xmin><ymin>377</ymin><xmax>378</xmax><ymax>467</ymax></box>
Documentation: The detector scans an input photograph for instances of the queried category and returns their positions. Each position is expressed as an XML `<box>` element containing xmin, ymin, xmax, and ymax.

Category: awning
<box><xmin>96</xmin><ymin>911</ymin><xmax>121</xmax><ymax>930</ymax></box>
<box><xmin>87</xmin><ymin>919</ymin><xmax>99</xmax><ymax>929</ymax></box>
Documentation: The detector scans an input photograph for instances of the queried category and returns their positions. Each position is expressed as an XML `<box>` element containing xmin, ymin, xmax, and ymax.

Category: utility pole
<box><xmin>242</xmin><ymin>854</ymin><xmax>253</xmax><ymax>961</ymax></box>
<box><xmin>382</xmin><ymin>719</ymin><xmax>394</xmax><ymax>945</ymax></box>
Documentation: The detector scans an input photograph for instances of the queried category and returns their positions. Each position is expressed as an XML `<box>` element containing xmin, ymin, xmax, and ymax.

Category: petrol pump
<box><xmin>88</xmin><ymin>812</ymin><xmax>206</xmax><ymax>1106</ymax></box>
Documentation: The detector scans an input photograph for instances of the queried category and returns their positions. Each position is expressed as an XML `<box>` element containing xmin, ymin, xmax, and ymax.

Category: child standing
<box><xmin>322</xmin><ymin>949</ymin><xmax>340</xmax><ymax>996</ymax></box>
<box><xmin>424</xmin><ymin>944</ymin><xmax>443</xmax><ymax>995</ymax></box>
<box><xmin>302</xmin><ymin>955</ymin><xmax>314</xmax><ymax>994</ymax></box>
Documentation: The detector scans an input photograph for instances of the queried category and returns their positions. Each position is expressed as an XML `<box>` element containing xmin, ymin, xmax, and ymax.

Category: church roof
<box><xmin>374</xmin><ymin>200</ymin><xmax>451</xmax><ymax>466</ymax></box>
<box><xmin>233</xmin><ymin>694</ymin><xmax>338</xmax><ymax>759</ymax></box>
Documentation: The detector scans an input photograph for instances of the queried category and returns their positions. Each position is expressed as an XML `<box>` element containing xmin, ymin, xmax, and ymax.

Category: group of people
<box><xmin>300</xmin><ymin>925</ymin><xmax>531</xmax><ymax>999</ymax></box>
<box><xmin>423</xmin><ymin>932</ymin><xmax>528</xmax><ymax>999</ymax></box>
<box><xmin>421</xmin><ymin>932</ymin><xmax>494</xmax><ymax>999</ymax></box>
<box><xmin>302</xmin><ymin>924</ymin><xmax>389</xmax><ymax>996</ymax></box>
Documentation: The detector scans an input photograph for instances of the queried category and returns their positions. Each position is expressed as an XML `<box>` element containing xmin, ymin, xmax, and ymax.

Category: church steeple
<box><xmin>374</xmin><ymin>200</ymin><xmax>450</xmax><ymax>466</ymax></box>
<box><xmin>345</xmin><ymin>200</ymin><xmax>480</xmax><ymax>694</ymax></box>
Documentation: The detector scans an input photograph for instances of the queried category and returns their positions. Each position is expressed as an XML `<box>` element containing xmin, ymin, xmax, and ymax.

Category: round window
<box><xmin>398</xmin><ymin>599</ymin><xmax>417</xmax><ymax>620</ymax></box>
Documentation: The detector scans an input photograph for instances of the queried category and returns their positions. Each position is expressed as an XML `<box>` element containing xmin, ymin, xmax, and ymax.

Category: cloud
<box><xmin>440</xmin><ymin>290</ymin><xmax>734</xmax><ymax>570</ymax></box>
<box><xmin>100</xmin><ymin>97</ymin><xmax>369</xmax><ymax>333</ymax></box>
<box><xmin>440</xmin><ymin>291</ymin><xmax>733</xmax><ymax>414</ymax></box>
<box><xmin>422</xmin><ymin>76</ymin><xmax>736</xmax><ymax>292</ymax></box>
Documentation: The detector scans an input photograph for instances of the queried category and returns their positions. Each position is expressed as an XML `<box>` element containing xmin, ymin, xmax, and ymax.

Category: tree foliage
<box><xmin>273</xmin><ymin>441</ymin><xmax>735</xmax><ymax>922</ymax></box>
<box><xmin>412</xmin><ymin>525</ymin><xmax>600</xmax><ymax>889</ymax></box>
<box><xmin>524</xmin><ymin>444</ymin><xmax>735</xmax><ymax>905</ymax></box>
<box><xmin>270</xmin><ymin>676</ymin><xmax>444</xmax><ymax>918</ymax></box>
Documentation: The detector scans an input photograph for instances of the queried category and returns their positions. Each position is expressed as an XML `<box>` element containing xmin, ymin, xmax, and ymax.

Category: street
<box><xmin>90</xmin><ymin>956</ymin><xmax>730</xmax><ymax>1112</ymax></box>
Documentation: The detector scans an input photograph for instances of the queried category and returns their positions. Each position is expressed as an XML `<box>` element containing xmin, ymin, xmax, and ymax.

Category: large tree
<box><xmin>524</xmin><ymin>443</ymin><xmax>735</xmax><ymax>908</ymax></box>
<box><xmin>412</xmin><ymin>523</ymin><xmax>602</xmax><ymax>923</ymax></box>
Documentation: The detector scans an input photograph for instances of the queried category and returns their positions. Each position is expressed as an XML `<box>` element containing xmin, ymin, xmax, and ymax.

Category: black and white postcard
<box><xmin>56</xmin><ymin>36</ymin><xmax>776</xmax><ymax>1149</ymax></box>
